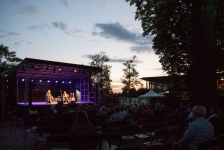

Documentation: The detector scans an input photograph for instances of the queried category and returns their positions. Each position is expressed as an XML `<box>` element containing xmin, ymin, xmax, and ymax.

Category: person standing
<box><xmin>46</xmin><ymin>90</ymin><xmax>53</xmax><ymax>103</ymax></box>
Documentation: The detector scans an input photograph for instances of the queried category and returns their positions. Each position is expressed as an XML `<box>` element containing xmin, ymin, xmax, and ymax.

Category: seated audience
<box><xmin>175</xmin><ymin>102</ymin><xmax>187</xmax><ymax>119</ymax></box>
<box><xmin>109</xmin><ymin>106</ymin><xmax>122</xmax><ymax>122</ymax></box>
<box><xmin>207</xmin><ymin>106</ymin><xmax>222</xmax><ymax>137</ymax></box>
<box><xmin>70</xmin><ymin>110</ymin><xmax>95</xmax><ymax>136</ymax></box>
<box><xmin>57</xmin><ymin>105</ymin><xmax>73</xmax><ymax>126</ymax></box>
<box><xmin>177</xmin><ymin>106</ymin><xmax>214</xmax><ymax>150</ymax></box>
<box><xmin>141</xmin><ymin>104</ymin><xmax>154</xmax><ymax>117</ymax></box>
<box><xmin>98</xmin><ymin>106</ymin><xmax>107</xmax><ymax>117</ymax></box>
<box><xmin>123</xmin><ymin>108</ymin><xmax>135</xmax><ymax>125</ymax></box>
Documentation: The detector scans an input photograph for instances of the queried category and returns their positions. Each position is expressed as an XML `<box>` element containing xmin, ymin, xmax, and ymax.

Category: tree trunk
<box><xmin>191</xmin><ymin>0</ymin><xmax>219</xmax><ymax>108</ymax></box>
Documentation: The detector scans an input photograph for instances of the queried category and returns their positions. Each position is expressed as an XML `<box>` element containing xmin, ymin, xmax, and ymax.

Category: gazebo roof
<box><xmin>11</xmin><ymin>58</ymin><xmax>102</xmax><ymax>80</ymax></box>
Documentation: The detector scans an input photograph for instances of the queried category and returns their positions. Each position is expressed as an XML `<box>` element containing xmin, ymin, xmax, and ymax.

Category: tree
<box><xmin>89</xmin><ymin>51</ymin><xmax>112</xmax><ymax>97</ymax></box>
<box><xmin>126</xmin><ymin>0</ymin><xmax>224</xmax><ymax>107</ymax></box>
<box><xmin>0</xmin><ymin>44</ymin><xmax>22</xmax><ymax>75</ymax></box>
<box><xmin>121</xmin><ymin>55</ymin><xmax>143</xmax><ymax>96</ymax></box>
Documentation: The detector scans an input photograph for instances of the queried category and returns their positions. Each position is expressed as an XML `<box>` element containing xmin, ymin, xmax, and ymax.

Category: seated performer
<box><xmin>46</xmin><ymin>90</ymin><xmax>54</xmax><ymax>103</ymax></box>
<box><xmin>63</xmin><ymin>91</ymin><xmax>69</xmax><ymax>103</ymax></box>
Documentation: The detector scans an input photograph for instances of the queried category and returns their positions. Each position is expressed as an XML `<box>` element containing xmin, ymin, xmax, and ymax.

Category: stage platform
<box><xmin>17</xmin><ymin>101</ymin><xmax>95</xmax><ymax>106</ymax></box>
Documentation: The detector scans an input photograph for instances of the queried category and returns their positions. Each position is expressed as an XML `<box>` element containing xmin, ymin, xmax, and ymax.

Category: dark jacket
<box><xmin>70</xmin><ymin>120</ymin><xmax>95</xmax><ymax>136</ymax></box>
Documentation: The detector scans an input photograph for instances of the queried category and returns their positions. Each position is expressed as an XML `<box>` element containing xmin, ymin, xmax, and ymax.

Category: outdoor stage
<box><xmin>17</xmin><ymin>101</ymin><xmax>94</xmax><ymax>106</ymax></box>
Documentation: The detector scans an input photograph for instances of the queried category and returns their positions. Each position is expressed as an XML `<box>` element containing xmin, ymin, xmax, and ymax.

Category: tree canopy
<box><xmin>0</xmin><ymin>44</ymin><xmax>22</xmax><ymax>76</ymax></box>
<box><xmin>89</xmin><ymin>51</ymin><xmax>112</xmax><ymax>97</ymax></box>
<box><xmin>126</xmin><ymin>0</ymin><xmax>224</xmax><ymax>76</ymax></box>
<box><xmin>121</xmin><ymin>55</ymin><xmax>143</xmax><ymax>96</ymax></box>
<box><xmin>126</xmin><ymin>0</ymin><xmax>224</xmax><ymax>107</ymax></box>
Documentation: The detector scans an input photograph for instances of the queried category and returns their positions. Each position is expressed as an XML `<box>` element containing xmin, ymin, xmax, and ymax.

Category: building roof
<box><xmin>9</xmin><ymin>58</ymin><xmax>102</xmax><ymax>80</ymax></box>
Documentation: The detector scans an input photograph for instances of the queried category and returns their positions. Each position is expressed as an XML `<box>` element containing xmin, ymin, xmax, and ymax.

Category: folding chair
<box><xmin>143</xmin><ymin>129</ymin><xmax>170</xmax><ymax>148</ymax></box>
<box><xmin>114</xmin><ymin>146</ymin><xmax>141</xmax><ymax>150</ymax></box>
<box><xmin>121</xmin><ymin>125</ymin><xmax>139</xmax><ymax>146</ymax></box>
<box><xmin>70</xmin><ymin>134</ymin><xmax>98</xmax><ymax>150</ymax></box>
<box><xmin>47</xmin><ymin>135</ymin><xmax>71</xmax><ymax>150</ymax></box>
<box><xmin>24</xmin><ymin>120</ymin><xmax>42</xmax><ymax>146</ymax></box>
<box><xmin>99</xmin><ymin>132</ymin><xmax>122</xmax><ymax>150</ymax></box>
<box><xmin>35</xmin><ymin>126</ymin><xmax>55</xmax><ymax>150</ymax></box>
<box><xmin>145</xmin><ymin>144</ymin><xmax>173</xmax><ymax>150</ymax></box>
<box><xmin>166</xmin><ymin>127</ymin><xmax>184</xmax><ymax>144</ymax></box>
<box><xmin>135</xmin><ymin>123</ymin><xmax>154</xmax><ymax>144</ymax></box>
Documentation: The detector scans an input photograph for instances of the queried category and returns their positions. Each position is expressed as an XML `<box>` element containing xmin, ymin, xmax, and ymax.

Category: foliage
<box><xmin>89</xmin><ymin>51</ymin><xmax>112</xmax><ymax>97</ymax></box>
<box><xmin>125</xmin><ymin>0</ymin><xmax>224</xmax><ymax>76</ymax></box>
<box><xmin>121</xmin><ymin>55</ymin><xmax>143</xmax><ymax>96</ymax></box>
<box><xmin>0</xmin><ymin>44</ymin><xmax>22</xmax><ymax>76</ymax></box>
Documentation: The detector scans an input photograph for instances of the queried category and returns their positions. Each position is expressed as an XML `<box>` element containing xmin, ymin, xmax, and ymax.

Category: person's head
<box><xmin>102</xmin><ymin>106</ymin><xmax>106</xmax><ymax>111</ymax></box>
<box><xmin>87</xmin><ymin>105</ymin><xmax>92</xmax><ymax>111</ymax></box>
<box><xmin>76</xmin><ymin>110</ymin><xmax>88</xmax><ymax>122</ymax></box>
<box><xmin>210</xmin><ymin>106</ymin><xmax>220</xmax><ymax>114</ymax></box>
<box><xmin>131</xmin><ymin>105</ymin><xmax>137</xmax><ymax>112</ymax></box>
<box><xmin>48</xmin><ymin>90</ymin><xmax>51</xmax><ymax>93</ymax></box>
<box><xmin>62</xmin><ymin>105</ymin><xmax>68</xmax><ymax>113</ymax></box>
<box><xmin>192</xmin><ymin>106</ymin><xmax>206</xmax><ymax>119</ymax></box>
<box><xmin>48</xmin><ymin>108</ymin><xmax>54</xmax><ymax>116</ymax></box>
<box><xmin>114</xmin><ymin>106</ymin><xmax>120</xmax><ymax>113</ymax></box>
<box><xmin>127</xmin><ymin>108</ymin><xmax>134</xmax><ymax>116</ymax></box>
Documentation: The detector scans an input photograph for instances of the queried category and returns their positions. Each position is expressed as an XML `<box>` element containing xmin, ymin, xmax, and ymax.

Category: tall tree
<box><xmin>126</xmin><ymin>0</ymin><xmax>224</xmax><ymax>107</ymax></box>
<box><xmin>121</xmin><ymin>55</ymin><xmax>143</xmax><ymax>96</ymax></box>
<box><xmin>89</xmin><ymin>51</ymin><xmax>112</xmax><ymax>97</ymax></box>
<box><xmin>0</xmin><ymin>44</ymin><xmax>22</xmax><ymax>75</ymax></box>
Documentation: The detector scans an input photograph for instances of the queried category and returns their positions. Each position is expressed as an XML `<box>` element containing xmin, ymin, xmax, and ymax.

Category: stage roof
<box><xmin>10</xmin><ymin>58</ymin><xmax>102</xmax><ymax>80</ymax></box>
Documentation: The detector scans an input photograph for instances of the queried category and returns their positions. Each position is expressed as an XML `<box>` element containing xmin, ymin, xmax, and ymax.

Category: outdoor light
<box><xmin>55</xmin><ymin>80</ymin><xmax>58</xmax><ymax>83</ymax></box>
<box><xmin>22</xmin><ymin>79</ymin><xmax>25</xmax><ymax>81</ymax></box>
<box><xmin>31</xmin><ymin>79</ymin><xmax>33</xmax><ymax>82</ymax></box>
<box><xmin>47</xmin><ymin>80</ymin><xmax>50</xmax><ymax>83</ymax></box>
<box><xmin>39</xmin><ymin>80</ymin><xmax>42</xmax><ymax>82</ymax></box>
<box><xmin>69</xmin><ymin>81</ymin><xmax>71</xmax><ymax>84</ymax></box>
<box><xmin>62</xmin><ymin>81</ymin><xmax>64</xmax><ymax>83</ymax></box>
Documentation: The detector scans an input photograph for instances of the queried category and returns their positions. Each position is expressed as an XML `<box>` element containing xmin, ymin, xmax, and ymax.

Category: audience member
<box><xmin>175</xmin><ymin>102</ymin><xmax>187</xmax><ymax>118</ymax></box>
<box><xmin>108</xmin><ymin>106</ymin><xmax>122</xmax><ymax>122</ymax></box>
<box><xmin>57</xmin><ymin>105</ymin><xmax>73</xmax><ymax>126</ymax></box>
<box><xmin>123</xmin><ymin>108</ymin><xmax>135</xmax><ymax>125</ymax></box>
<box><xmin>141</xmin><ymin>104</ymin><xmax>154</xmax><ymax>117</ymax></box>
<box><xmin>177</xmin><ymin>106</ymin><xmax>214</xmax><ymax>150</ymax></box>
<box><xmin>70</xmin><ymin>110</ymin><xmax>95</xmax><ymax>136</ymax></box>
<box><xmin>207</xmin><ymin>106</ymin><xmax>222</xmax><ymax>137</ymax></box>
<box><xmin>98</xmin><ymin>106</ymin><xmax>107</xmax><ymax>117</ymax></box>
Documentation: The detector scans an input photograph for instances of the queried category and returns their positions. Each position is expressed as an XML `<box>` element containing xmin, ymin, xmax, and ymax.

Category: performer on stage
<box><xmin>63</xmin><ymin>91</ymin><xmax>69</xmax><ymax>103</ymax></box>
<box><xmin>46</xmin><ymin>90</ymin><xmax>54</xmax><ymax>103</ymax></box>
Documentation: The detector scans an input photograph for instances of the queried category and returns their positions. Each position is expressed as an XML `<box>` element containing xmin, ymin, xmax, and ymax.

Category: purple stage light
<box><xmin>22</xmin><ymin>79</ymin><xmax>25</xmax><ymax>81</ymax></box>
<box><xmin>31</xmin><ymin>79</ymin><xmax>33</xmax><ymax>82</ymax></box>
<box><xmin>55</xmin><ymin>81</ymin><xmax>58</xmax><ymax>83</ymax></box>
<box><xmin>47</xmin><ymin>80</ymin><xmax>50</xmax><ymax>83</ymax></box>
<box><xmin>39</xmin><ymin>80</ymin><xmax>42</xmax><ymax>82</ymax></box>
<box><xmin>69</xmin><ymin>81</ymin><xmax>71</xmax><ymax>84</ymax></box>
<box><xmin>62</xmin><ymin>81</ymin><xmax>64</xmax><ymax>83</ymax></box>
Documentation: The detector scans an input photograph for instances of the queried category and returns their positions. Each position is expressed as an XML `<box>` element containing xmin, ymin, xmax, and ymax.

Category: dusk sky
<box><xmin>0</xmin><ymin>0</ymin><xmax>167</xmax><ymax>93</ymax></box>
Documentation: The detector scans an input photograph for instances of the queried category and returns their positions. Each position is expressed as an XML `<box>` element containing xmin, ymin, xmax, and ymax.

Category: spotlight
<box><xmin>74</xmin><ymin>69</ymin><xmax>77</xmax><ymax>73</ymax></box>
<box><xmin>31</xmin><ymin>79</ymin><xmax>33</xmax><ymax>82</ymax></box>
<box><xmin>69</xmin><ymin>81</ymin><xmax>71</xmax><ymax>84</ymax></box>
<box><xmin>62</xmin><ymin>81</ymin><xmax>64</xmax><ymax>83</ymax></box>
<box><xmin>39</xmin><ymin>80</ymin><xmax>42</xmax><ymax>82</ymax></box>
<box><xmin>47</xmin><ymin>80</ymin><xmax>50</xmax><ymax>83</ymax></box>
<box><xmin>22</xmin><ymin>79</ymin><xmax>25</xmax><ymax>81</ymax></box>
<box><xmin>55</xmin><ymin>81</ymin><xmax>58</xmax><ymax>83</ymax></box>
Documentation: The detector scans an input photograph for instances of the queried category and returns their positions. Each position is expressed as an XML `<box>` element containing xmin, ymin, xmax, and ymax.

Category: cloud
<box><xmin>52</xmin><ymin>21</ymin><xmax>68</xmax><ymax>31</ymax></box>
<box><xmin>13</xmin><ymin>5</ymin><xmax>41</xmax><ymax>19</ymax></box>
<box><xmin>130</xmin><ymin>45</ymin><xmax>153</xmax><ymax>53</ymax></box>
<box><xmin>60</xmin><ymin>0</ymin><xmax>69</xmax><ymax>9</ymax></box>
<box><xmin>28</xmin><ymin>23</ymin><xmax>51</xmax><ymax>31</ymax></box>
<box><xmin>82</xmin><ymin>54</ymin><xmax>142</xmax><ymax>63</ymax></box>
<box><xmin>0</xmin><ymin>32</ymin><xmax>20</xmax><ymax>38</ymax></box>
<box><xmin>92</xmin><ymin>22</ymin><xmax>154</xmax><ymax>53</ymax></box>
